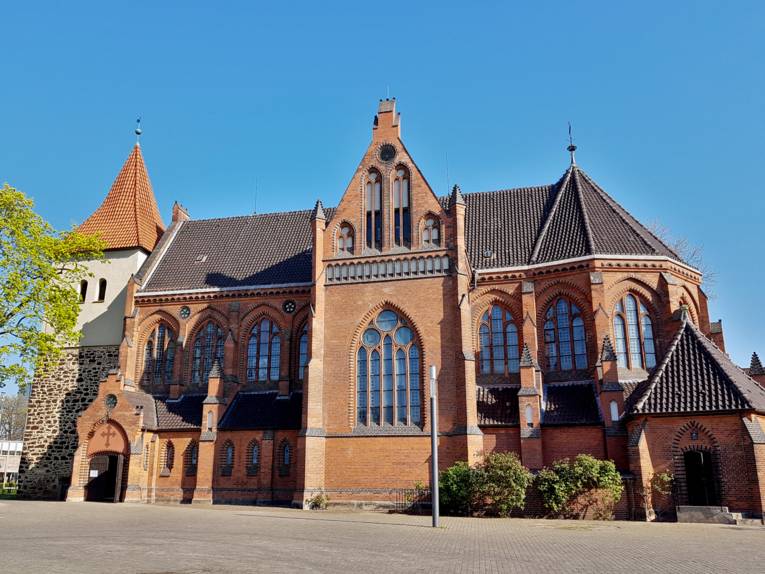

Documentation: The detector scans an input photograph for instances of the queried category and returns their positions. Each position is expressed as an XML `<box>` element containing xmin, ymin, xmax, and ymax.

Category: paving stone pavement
<box><xmin>0</xmin><ymin>500</ymin><xmax>763</xmax><ymax>573</ymax></box>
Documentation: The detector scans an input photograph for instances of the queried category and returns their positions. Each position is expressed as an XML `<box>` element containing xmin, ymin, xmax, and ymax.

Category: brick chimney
<box><xmin>372</xmin><ymin>98</ymin><xmax>401</xmax><ymax>140</ymax></box>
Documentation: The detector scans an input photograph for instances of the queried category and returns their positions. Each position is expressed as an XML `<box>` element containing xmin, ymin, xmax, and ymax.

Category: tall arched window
<box><xmin>543</xmin><ymin>298</ymin><xmax>588</xmax><ymax>371</ymax></box>
<box><xmin>143</xmin><ymin>322</ymin><xmax>176</xmax><ymax>386</ymax></box>
<box><xmin>356</xmin><ymin>310</ymin><xmax>421</xmax><ymax>427</ymax></box>
<box><xmin>393</xmin><ymin>166</ymin><xmax>411</xmax><ymax>247</ymax></box>
<box><xmin>97</xmin><ymin>278</ymin><xmax>107</xmax><ymax>302</ymax></box>
<box><xmin>279</xmin><ymin>440</ymin><xmax>291</xmax><ymax>476</ymax></box>
<box><xmin>247</xmin><ymin>439</ymin><xmax>260</xmax><ymax>475</ymax></box>
<box><xmin>365</xmin><ymin>169</ymin><xmax>383</xmax><ymax>250</ymax></box>
<box><xmin>164</xmin><ymin>441</ymin><xmax>175</xmax><ymax>472</ymax></box>
<box><xmin>478</xmin><ymin>305</ymin><xmax>521</xmax><ymax>375</ymax></box>
<box><xmin>338</xmin><ymin>224</ymin><xmax>354</xmax><ymax>255</ymax></box>
<box><xmin>298</xmin><ymin>324</ymin><xmax>309</xmax><ymax>381</ymax></box>
<box><xmin>246</xmin><ymin>318</ymin><xmax>281</xmax><ymax>383</ymax></box>
<box><xmin>422</xmin><ymin>216</ymin><xmax>441</xmax><ymax>248</ymax></box>
<box><xmin>79</xmin><ymin>280</ymin><xmax>88</xmax><ymax>302</ymax></box>
<box><xmin>613</xmin><ymin>294</ymin><xmax>657</xmax><ymax>370</ymax></box>
<box><xmin>191</xmin><ymin>321</ymin><xmax>225</xmax><ymax>384</ymax></box>
<box><xmin>220</xmin><ymin>441</ymin><xmax>234</xmax><ymax>476</ymax></box>
<box><xmin>185</xmin><ymin>441</ymin><xmax>198</xmax><ymax>476</ymax></box>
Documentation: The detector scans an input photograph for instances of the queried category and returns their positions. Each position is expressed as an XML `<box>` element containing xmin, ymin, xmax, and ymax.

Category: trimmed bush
<box><xmin>438</xmin><ymin>452</ymin><xmax>532</xmax><ymax>517</ymax></box>
<box><xmin>536</xmin><ymin>454</ymin><xmax>624</xmax><ymax>520</ymax></box>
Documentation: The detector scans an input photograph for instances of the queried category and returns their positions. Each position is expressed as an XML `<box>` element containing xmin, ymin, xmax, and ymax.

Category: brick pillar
<box><xmin>450</xmin><ymin>184</ymin><xmax>482</xmax><ymax>464</ymax></box>
<box><xmin>120</xmin><ymin>276</ymin><xmax>139</xmax><ymax>384</ymax></box>
<box><xmin>597</xmin><ymin>336</ymin><xmax>629</xmax><ymax>469</ymax></box>
<box><xmin>627</xmin><ymin>419</ymin><xmax>654</xmax><ymax>520</ymax></box>
<box><xmin>518</xmin><ymin>345</ymin><xmax>544</xmax><ymax>470</ymax></box>
<box><xmin>743</xmin><ymin>416</ymin><xmax>765</xmax><ymax>517</ymax></box>
<box><xmin>294</xmin><ymin>201</ymin><xmax>327</xmax><ymax>508</ymax></box>
<box><xmin>192</xmin><ymin>360</ymin><xmax>227</xmax><ymax>504</ymax></box>
<box><xmin>520</xmin><ymin>281</ymin><xmax>538</xmax><ymax>356</ymax></box>
<box><xmin>260</xmin><ymin>431</ymin><xmax>275</xmax><ymax>504</ymax></box>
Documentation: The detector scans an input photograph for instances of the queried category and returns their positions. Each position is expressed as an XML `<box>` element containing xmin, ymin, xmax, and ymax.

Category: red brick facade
<box><xmin>50</xmin><ymin>100</ymin><xmax>765</xmax><ymax>518</ymax></box>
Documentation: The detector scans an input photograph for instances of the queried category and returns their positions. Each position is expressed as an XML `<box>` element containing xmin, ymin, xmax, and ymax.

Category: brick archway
<box><xmin>671</xmin><ymin>421</ymin><xmax>722</xmax><ymax>506</ymax></box>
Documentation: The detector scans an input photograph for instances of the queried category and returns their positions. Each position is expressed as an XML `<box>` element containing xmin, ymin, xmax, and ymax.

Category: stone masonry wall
<box><xmin>18</xmin><ymin>345</ymin><xmax>119</xmax><ymax>499</ymax></box>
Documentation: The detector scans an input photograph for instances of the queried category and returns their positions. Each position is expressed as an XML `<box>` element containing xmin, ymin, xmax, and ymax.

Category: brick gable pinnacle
<box><xmin>79</xmin><ymin>143</ymin><xmax>165</xmax><ymax>252</ymax></box>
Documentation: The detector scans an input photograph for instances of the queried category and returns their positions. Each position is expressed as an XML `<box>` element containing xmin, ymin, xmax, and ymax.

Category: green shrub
<box><xmin>536</xmin><ymin>454</ymin><xmax>624</xmax><ymax>520</ymax></box>
<box><xmin>439</xmin><ymin>461</ymin><xmax>476</xmax><ymax>516</ymax></box>
<box><xmin>306</xmin><ymin>492</ymin><xmax>329</xmax><ymax>510</ymax></box>
<box><xmin>439</xmin><ymin>452</ymin><xmax>532</xmax><ymax>517</ymax></box>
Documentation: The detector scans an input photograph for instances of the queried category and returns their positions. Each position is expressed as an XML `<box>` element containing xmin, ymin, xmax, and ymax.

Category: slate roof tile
<box><xmin>477</xmin><ymin>386</ymin><xmax>520</xmax><ymax>425</ymax></box>
<box><xmin>155</xmin><ymin>394</ymin><xmax>205</xmax><ymax>430</ymax></box>
<box><xmin>542</xmin><ymin>382</ymin><xmax>601</xmax><ymax>425</ymax></box>
<box><xmin>218</xmin><ymin>391</ymin><xmax>302</xmax><ymax>430</ymax></box>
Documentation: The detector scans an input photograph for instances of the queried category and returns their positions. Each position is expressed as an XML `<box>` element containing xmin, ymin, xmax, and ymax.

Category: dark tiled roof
<box><xmin>218</xmin><ymin>391</ymin><xmax>302</xmax><ymax>430</ymax></box>
<box><xmin>629</xmin><ymin>320</ymin><xmax>765</xmax><ymax>415</ymax></box>
<box><xmin>142</xmin><ymin>210</ymin><xmax>320</xmax><ymax>292</ymax></box>
<box><xmin>542</xmin><ymin>382</ymin><xmax>602</xmax><ymax>425</ymax></box>
<box><xmin>139</xmin><ymin>164</ymin><xmax>680</xmax><ymax>292</ymax></box>
<box><xmin>155</xmin><ymin>394</ymin><xmax>205</xmax><ymax>430</ymax></box>
<box><xmin>124</xmin><ymin>390</ymin><xmax>158</xmax><ymax>430</ymax></box>
<box><xmin>477</xmin><ymin>386</ymin><xmax>520</xmax><ymax>425</ymax></box>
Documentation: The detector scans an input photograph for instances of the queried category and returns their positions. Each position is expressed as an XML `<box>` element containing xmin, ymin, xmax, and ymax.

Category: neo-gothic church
<box><xmin>19</xmin><ymin>100</ymin><xmax>765</xmax><ymax>519</ymax></box>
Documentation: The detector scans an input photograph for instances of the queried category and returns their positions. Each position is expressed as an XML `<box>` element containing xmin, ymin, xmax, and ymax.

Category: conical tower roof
<box><xmin>79</xmin><ymin>144</ymin><xmax>165</xmax><ymax>252</ymax></box>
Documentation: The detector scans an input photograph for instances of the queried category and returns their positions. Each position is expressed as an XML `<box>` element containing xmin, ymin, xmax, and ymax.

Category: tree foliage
<box><xmin>439</xmin><ymin>452</ymin><xmax>532</xmax><ymax>517</ymax></box>
<box><xmin>0</xmin><ymin>184</ymin><xmax>105</xmax><ymax>390</ymax></box>
<box><xmin>536</xmin><ymin>454</ymin><xmax>624</xmax><ymax>520</ymax></box>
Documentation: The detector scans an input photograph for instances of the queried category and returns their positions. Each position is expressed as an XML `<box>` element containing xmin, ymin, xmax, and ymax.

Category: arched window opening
<box><xmin>365</xmin><ymin>169</ymin><xmax>383</xmax><ymax>250</ymax></box>
<box><xmin>163</xmin><ymin>441</ymin><xmax>175</xmax><ymax>474</ymax></box>
<box><xmin>220</xmin><ymin>441</ymin><xmax>234</xmax><ymax>477</ymax></box>
<box><xmin>338</xmin><ymin>224</ymin><xmax>354</xmax><ymax>255</ymax></box>
<box><xmin>79</xmin><ymin>280</ymin><xmax>88</xmax><ymax>303</ymax></box>
<box><xmin>206</xmin><ymin>411</ymin><xmax>214</xmax><ymax>432</ymax></box>
<box><xmin>356</xmin><ymin>310</ymin><xmax>421</xmax><ymax>427</ymax></box>
<box><xmin>609</xmin><ymin>400</ymin><xmax>620</xmax><ymax>423</ymax></box>
<box><xmin>191</xmin><ymin>321</ymin><xmax>225</xmax><ymax>385</ymax></box>
<box><xmin>422</xmin><ymin>216</ymin><xmax>441</xmax><ymax>248</ymax></box>
<box><xmin>97</xmin><ymin>278</ymin><xmax>107</xmax><ymax>302</ymax></box>
<box><xmin>246</xmin><ymin>318</ymin><xmax>281</xmax><ymax>383</ymax></box>
<box><xmin>185</xmin><ymin>441</ymin><xmax>198</xmax><ymax>476</ymax></box>
<box><xmin>524</xmin><ymin>404</ymin><xmax>534</xmax><ymax>428</ymax></box>
<box><xmin>478</xmin><ymin>305</ymin><xmax>521</xmax><ymax>376</ymax></box>
<box><xmin>543</xmin><ymin>298</ymin><xmax>588</xmax><ymax>372</ymax></box>
<box><xmin>393</xmin><ymin>166</ymin><xmax>411</xmax><ymax>247</ymax></box>
<box><xmin>298</xmin><ymin>324</ymin><xmax>309</xmax><ymax>381</ymax></box>
<box><xmin>279</xmin><ymin>440</ymin><xmax>292</xmax><ymax>476</ymax></box>
<box><xmin>247</xmin><ymin>440</ymin><xmax>260</xmax><ymax>476</ymax></box>
<box><xmin>613</xmin><ymin>294</ymin><xmax>656</xmax><ymax>370</ymax></box>
<box><xmin>143</xmin><ymin>322</ymin><xmax>177</xmax><ymax>386</ymax></box>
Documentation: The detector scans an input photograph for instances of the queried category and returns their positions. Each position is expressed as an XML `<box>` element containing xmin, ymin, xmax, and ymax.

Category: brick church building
<box><xmin>19</xmin><ymin>100</ymin><xmax>765</xmax><ymax>518</ymax></box>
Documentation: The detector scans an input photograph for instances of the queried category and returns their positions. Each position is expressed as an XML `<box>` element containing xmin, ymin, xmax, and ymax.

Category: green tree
<box><xmin>0</xmin><ymin>184</ymin><xmax>104</xmax><ymax>390</ymax></box>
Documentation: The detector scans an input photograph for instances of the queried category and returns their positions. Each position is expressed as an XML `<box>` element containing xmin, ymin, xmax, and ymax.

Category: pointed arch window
<box><xmin>298</xmin><ymin>324</ymin><xmax>309</xmax><ymax>381</ymax></box>
<box><xmin>393</xmin><ymin>166</ymin><xmax>411</xmax><ymax>247</ymax></box>
<box><xmin>478</xmin><ymin>305</ymin><xmax>521</xmax><ymax>376</ymax></box>
<box><xmin>356</xmin><ymin>310</ymin><xmax>421</xmax><ymax>427</ymax></box>
<box><xmin>162</xmin><ymin>441</ymin><xmax>175</xmax><ymax>475</ymax></box>
<box><xmin>191</xmin><ymin>321</ymin><xmax>225</xmax><ymax>384</ymax></box>
<box><xmin>613</xmin><ymin>294</ymin><xmax>656</xmax><ymax>370</ymax></box>
<box><xmin>246</xmin><ymin>439</ymin><xmax>260</xmax><ymax>476</ymax></box>
<box><xmin>279</xmin><ymin>440</ymin><xmax>292</xmax><ymax>476</ymax></box>
<box><xmin>422</xmin><ymin>216</ymin><xmax>441</xmax><ymax>248</ymax></box>
<box><xmin>143</xmin><ymin>322</ymin><xmax>176</xmax><ymax>386</ymax></box>
<box><xmin>220</xmin><ymin>441</ymin><xmax>234</xmax><ymax>476</ymax></box>
<box><xmin>246</xmin><ymin>318</ymin><xmax>281</xmax><ymax>383</ymax></box>
<box><xmin>543</xmin><ymin>298</ymin><xmax>588</xmax><ymax>371</ymax></box>
<box><xmin>338</xmin><ymin>224</ymin><xmax>354</xmax><ymax>255</ymax></box>
<box><xmin>365</xmin><ymin>169</ymin><xmax>383</xmax><ymax>250</ymax></box>
<box><xmin>185</xmin><ymin>441</ymin><xmax>198</xmax><ymax>476</ymax></box>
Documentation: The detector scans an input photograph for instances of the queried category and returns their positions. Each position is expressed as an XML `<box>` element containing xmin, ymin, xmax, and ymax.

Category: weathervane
<box><xmin>567</xmin><ymin>122</ymin><xmax>577</xmax><ymax>165</ymax></box>
<box><xmin>135</xmin><ymin>117</ymin><xmax>142</xmax><ymax>145</ymax></box>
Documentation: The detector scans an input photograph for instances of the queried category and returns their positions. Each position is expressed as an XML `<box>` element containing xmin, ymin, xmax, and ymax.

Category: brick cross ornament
<box><xmin>101</xmin><ymin>426</ymin><xmax>117</xmax><ymax>448</ymax></box>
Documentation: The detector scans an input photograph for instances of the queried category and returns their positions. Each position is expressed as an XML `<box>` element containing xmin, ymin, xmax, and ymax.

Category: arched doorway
<box><xmin>683</xmin><ymin>449</ymin><xmax>719</xmax><ymax>506</ymax></box>
<box><xmin>85</xmin><ymin>421</ymin><xmax>129</xmax><ymax>503</ymax></box>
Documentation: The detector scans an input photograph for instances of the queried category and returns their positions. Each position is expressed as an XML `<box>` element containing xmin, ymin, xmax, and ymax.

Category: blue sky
<box><xmin>1</xmin><ymin>1</ymin><xmax>763</xmax><ymax>393</ymax></box>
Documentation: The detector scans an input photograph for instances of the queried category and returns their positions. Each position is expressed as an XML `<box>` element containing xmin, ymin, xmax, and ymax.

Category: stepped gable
<box><xmin>79</xmin><ymin>144</ymin><xmax>165</xmax><ymax>252</ymax></box>
<box><xmin>628</xmin><ymin>318</ymin><xmax>765</xmax><ymax>415</ymax></box>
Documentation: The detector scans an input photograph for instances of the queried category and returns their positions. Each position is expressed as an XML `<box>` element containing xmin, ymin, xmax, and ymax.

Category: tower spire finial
<box><xmin>135</xmin><ymin>117</ymin><xmax>142</xmax><ymax>146</ymax></box>
<box><xmin>567</xmin><ymin>121</ymin><xmax>577</xmax><ymax>165</ymax></box>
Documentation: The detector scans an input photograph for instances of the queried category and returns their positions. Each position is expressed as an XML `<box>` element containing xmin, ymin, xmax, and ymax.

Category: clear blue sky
<box><xmin>2</xmin><ymin>1</ymin><xmax>763</xmax><ymax>394</ymax></box>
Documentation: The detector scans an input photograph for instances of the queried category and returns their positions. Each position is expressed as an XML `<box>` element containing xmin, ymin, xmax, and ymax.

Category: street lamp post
<box><xmin>429</xmin><ymin>365</ymin><xmax>439</xmax><ymax>528</ymax></box>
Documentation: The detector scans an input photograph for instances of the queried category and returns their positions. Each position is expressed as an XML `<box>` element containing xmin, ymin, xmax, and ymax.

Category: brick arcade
<box><xmin>19</xmin><ymin>100</ymin><xmax>765</xmax><ymax>518</ymax></box>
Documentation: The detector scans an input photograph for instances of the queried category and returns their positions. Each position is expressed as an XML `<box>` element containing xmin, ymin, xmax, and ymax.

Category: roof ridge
<box><xmin>632</xmin><ymin>317</ymin><xmax>689</xmax><ymax>412</ymax></box>
<box><xmin>571</xmin><ymin>167</ymin><xmax>597</xmax><ymax>254</ymax></box>
<box><xmin>460</xmin><ymin>184</ymin><xmax>556</xmax><ymax>198</ymax></box>
<box><xmin>575</xmin><ymin>167</ymin><xmax>679</xmax><ymax>261</ymax></box>
<box><xmin>529</xmin><ymin>168</ymin><xmax>574</xmax><ymax>264</ymax></box>
<box><xmin>187</xmin><ymin>208</ymin><xmax>318</xmax><ymax>224</ymax></box>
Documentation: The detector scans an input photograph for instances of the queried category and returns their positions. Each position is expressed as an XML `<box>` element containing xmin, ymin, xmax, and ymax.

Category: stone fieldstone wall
<box><xmin>18</xmin><ymin>345</ymin><xmax>119</xmax><ymax>499</ymax></box>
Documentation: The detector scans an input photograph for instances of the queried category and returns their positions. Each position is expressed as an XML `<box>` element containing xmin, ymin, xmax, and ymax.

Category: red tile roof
<box><xmin>79</xmin><ymin>144</ymin><xmax>165</xmax><ymax>252</ymax></box>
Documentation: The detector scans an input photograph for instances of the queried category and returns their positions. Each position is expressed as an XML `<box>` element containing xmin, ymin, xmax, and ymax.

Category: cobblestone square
<box><xmin>0</xmin><ymin>500</ymin><xmax>763</xmax><ymax>573</ymax></box>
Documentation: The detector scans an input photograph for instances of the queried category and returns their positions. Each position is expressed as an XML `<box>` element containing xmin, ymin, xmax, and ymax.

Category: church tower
<box><xmin>19</xmin><ymin>137</ymin><xmax>165</xmax><ymax>500</ymax></box>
